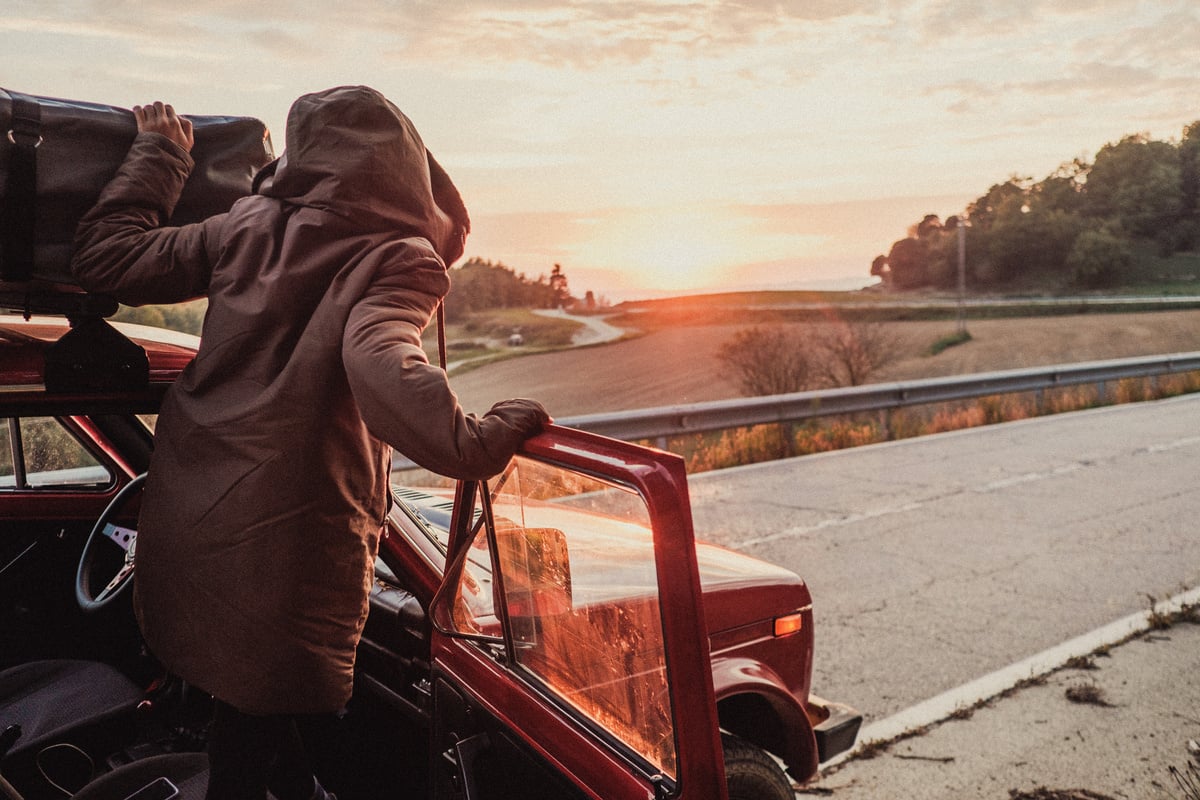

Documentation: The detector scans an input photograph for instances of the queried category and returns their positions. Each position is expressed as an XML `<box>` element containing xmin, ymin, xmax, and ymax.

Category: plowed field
<box><xmin>447</xmin><ymin>310</ymin><xmax>1200</xmax><ymax>418</ymax></box>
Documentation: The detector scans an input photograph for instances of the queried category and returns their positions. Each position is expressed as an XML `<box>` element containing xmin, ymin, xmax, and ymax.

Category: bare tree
<box><xmin>717</xmin><ymin>325</ymin><xmax>814</xmax><ymax>396</ymax></box>
<box><xmin>813</xmin><ymin>319</ymin><xmax>901</xmax><ymax>387</ymax></box>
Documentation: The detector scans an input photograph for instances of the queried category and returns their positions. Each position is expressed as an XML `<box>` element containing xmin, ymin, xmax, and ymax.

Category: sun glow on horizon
<box><xmin>568</xmin><ymin>207</ymin><xmax>827</xmax><ymax>292</ymax></box>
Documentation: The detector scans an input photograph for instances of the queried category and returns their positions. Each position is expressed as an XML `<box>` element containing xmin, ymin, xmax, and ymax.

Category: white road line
<box><xmin>742</xmin><ymin>434</ymin><xmax>1200</xmax><ymax>548</ymax></box>
<box><xmin>744</xmin><ymin>460</ymin><xmax>1085</xmax><ymax>547</ymax></box>
<box><xmin>1145</xmin><ymin>434</ymin><xmax>1200</xmax><ymax>453</ymax></box>
<box><xmin>742</xmin><ymin>502</ymin><xmax>924</xmax><ymax>546</ymax></box>
<box><xmin>823</xmin><ymin>584</ymin><xmax>1200</xmax><ymax>768</ymax></box>
<box><xmin>976</xmin><ymin>462</ymin><xmax>1084</xmax><ymax>491</ymax></box>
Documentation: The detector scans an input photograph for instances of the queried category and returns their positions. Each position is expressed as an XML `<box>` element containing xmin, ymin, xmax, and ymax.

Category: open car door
<box><xmin>427</xmin><ymin>425</ymin><xmax>729</xmax><ymax>800</ymax></box>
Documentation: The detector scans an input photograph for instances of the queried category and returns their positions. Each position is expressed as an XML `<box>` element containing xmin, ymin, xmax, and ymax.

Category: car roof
<box><xmin>0</xmin><ymin>315</ymin><xmax>197</xmax><ymax>413</ymax></box>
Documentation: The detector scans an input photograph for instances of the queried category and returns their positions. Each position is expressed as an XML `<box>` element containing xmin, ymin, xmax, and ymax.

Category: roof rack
<box><xmin>44</xmin><ymin>315</ymin><xmax>149</xmax><ymax>392</ymax></box>
<box><xmin>0</xmin><ymin>282</ymin><xmax>146</xmax><ymax>392</ymax></box>
<box><xmin>0</xmin><ymin>281</ymin><xmax>119</xmax><ymax>319</ymax></box>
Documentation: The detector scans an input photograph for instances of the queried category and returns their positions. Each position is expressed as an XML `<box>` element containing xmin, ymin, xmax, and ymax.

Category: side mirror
<box><xmin>494</xmin><ymin>524</ymin><xmax>572</xmax><ymax>620</ymax></box>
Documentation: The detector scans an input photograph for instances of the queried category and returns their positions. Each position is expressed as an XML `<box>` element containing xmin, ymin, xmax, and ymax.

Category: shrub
<box><xmin>717</xmin><ymin>326</ymin><xmax>814</xmax><ymax>396</ymax></box>
<box><xmin>1067</xmin><ymin>228</ymin><xmax>1133</xmax><ymax>287</ymax></box>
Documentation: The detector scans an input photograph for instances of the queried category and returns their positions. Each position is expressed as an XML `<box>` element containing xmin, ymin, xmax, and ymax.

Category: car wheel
<box><xmin>722</xmin><ymin>732</ymin><xmax>794</xmax><ymax>800</ymax></box>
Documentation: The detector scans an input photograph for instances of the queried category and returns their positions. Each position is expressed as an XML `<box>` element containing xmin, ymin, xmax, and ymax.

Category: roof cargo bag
<box><xmin>0</xmin><ymin>88</ymin><xmax>274</xmax><ymax>286</ymax></box>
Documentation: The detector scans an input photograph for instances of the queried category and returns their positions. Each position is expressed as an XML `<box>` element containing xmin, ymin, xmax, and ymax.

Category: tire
<box><xmin>721</xmin><ymin>732</ymin><xmax>794</xmax><ymax>800</ymax></box>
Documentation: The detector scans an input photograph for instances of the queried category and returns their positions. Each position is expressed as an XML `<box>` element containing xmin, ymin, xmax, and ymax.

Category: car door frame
<box><xmin>427</xmin><ymin>424</ymin><xmax>729</xmax><ymax>800</ymax></box>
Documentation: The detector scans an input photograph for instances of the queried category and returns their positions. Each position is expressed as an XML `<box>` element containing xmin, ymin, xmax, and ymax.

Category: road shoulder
<box><xmin>807</xmin><ymin>617</ymin><xmax>1200</xmax><ymax>799</ymax></box>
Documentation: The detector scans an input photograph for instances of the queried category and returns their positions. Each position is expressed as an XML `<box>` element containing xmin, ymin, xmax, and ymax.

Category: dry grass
<box><xmin>1063</xmin><ymin>683</ymin><xmax>1114</xmax><ymax>707</ymax></box>
<box><xmin>443</xmin><ymin>308</ymin><xmax>1200</xmax><ymax>472</ymax></box>
<box><xmin>1062</xmin><ymin>655</ymin><xmax>1100</xmax><ymax>671</ymax></box>
<box><xmin>1007</xmin><ymin>790</ymin><xmax>1119</xmax><ymax>800</ymax></box>
<box><xmin>670</xmin><ymin>370</ymin><xmax>1200</xmax><ymax>473</ymax></box>
<box><xmin>1171</xmin><ymin>761</ymin><xmax>1200</xmax><ymax>800</ymax></box>
<box><xmin>449</xmin><ymin>310</ymin><xmax>1200</xmax><ymax>417</ymax></box>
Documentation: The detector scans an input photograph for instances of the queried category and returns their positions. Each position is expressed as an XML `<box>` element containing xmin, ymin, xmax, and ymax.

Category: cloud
<box><xmin>235</xmin><ymin>25</ymin><xmax>327</xmax><ymax>62</ymax></box>
<box><xmin>7</xmin><ymin>0</ymin><xmax>1199</xmax><ymax>297</ymax></box>
<box><xmin>929</xmin><ymin>62</ymin><xmax>1157</xmax><ymax>104</ymax></box>
<box><xmin>916</xmin><ymin>0</ymin><xmax>1145</xmax><ymax>40</ymax></box>
<box><xmin>342</xmin><ymin>0</ymin><xmax>883</xmax><ymax>69</ymax></box>
<box><xmin>0</xmin><ymin>15</ymin><xmax>139</xmax><ymax>40</ymax></box>
<box><xmin>1073</xmin><ymin>8</ymin><xmax>1200</xmax><ymax>72</ymax></box>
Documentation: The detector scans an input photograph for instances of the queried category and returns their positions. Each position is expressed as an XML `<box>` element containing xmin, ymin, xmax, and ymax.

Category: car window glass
<box><xmin>0</xmin><ymin>417</ymin><xmax>112</xmax><ymax>489</ymax></box>
<box><xmin>448</xmin><ymin>456</ymin><xmax>678</xmax><ymax>780</ymax></box>
<box><xmin>0</xmin><ymin>420</ymin><xmax>13</xmax><ymax>487</ymax></box>
<box><xmin>448</xmin><ymin>517</ymin><xmax>501</xmax><ymax>638</ymax></box>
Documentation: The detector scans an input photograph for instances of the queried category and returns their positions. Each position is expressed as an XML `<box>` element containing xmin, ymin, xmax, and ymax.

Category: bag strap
<box><xmin>1</xmin><ymin>91</ymin><xmax>43</xmax><ymax>281</ymax></box>
<box><xmin>436</xmin><ymin>301</ymin><xmax>448</xmax><ymax>371</ymax></box>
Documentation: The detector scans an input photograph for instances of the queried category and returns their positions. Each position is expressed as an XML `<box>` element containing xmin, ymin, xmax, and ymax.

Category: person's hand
<box><xmin>485</xmin><ymin>398</ymin><xmax>551</xmax><ymax>437</ymax></box>
<box><xmin>133</xmin><ymin>101</ymin><xmax>194</xmax><ymax>153</ymax></box>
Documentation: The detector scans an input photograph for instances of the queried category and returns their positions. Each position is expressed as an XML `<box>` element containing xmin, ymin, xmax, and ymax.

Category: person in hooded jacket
<box><xmin>70</xmin><ymin>86</ymin><xmax>550</xmax><ymax>800</ymax></box>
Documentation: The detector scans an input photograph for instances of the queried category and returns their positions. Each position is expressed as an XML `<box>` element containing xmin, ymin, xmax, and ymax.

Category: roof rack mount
<box><xmin>0</xmin><ymin>283</ymin><xmax>119</xmax><ymax>319</ymax></box>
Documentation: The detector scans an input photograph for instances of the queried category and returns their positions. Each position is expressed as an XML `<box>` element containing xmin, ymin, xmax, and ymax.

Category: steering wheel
<box><xmin>75</xmin><ymin>473</ymin><xmax>147</xmax><ymax>613</ymax></box>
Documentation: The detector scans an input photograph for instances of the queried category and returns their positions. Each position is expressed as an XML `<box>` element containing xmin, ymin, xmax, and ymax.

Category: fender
<box><xmin>710</xmin><ymin>654</ymin><xmax>819</xmax><ymax>778</ymax></box>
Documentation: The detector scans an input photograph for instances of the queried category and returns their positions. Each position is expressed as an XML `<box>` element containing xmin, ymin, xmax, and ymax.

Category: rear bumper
<box><xmin>807</xmin><ymin>695</ymin><xmax>863</xmax><ymax>762</ymax></box>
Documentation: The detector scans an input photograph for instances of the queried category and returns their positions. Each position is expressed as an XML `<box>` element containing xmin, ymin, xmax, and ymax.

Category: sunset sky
<box><xmin>5</xmin><ymin>1</ymin><xmax>1199</xmax><ymax>300</ymax></box>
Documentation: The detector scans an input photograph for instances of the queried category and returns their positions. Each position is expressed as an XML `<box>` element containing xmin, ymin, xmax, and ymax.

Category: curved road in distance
<box><xmin>530</xmin><ymin>307</ymin><xmax>625</xmax><ymax>346</ymax></box>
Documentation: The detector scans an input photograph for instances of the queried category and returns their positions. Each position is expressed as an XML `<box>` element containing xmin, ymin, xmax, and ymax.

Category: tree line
<box><xmin>443</xmin><ymin>258</ymin><xmax>573</xmax><ymax>322</ymax></box>
<box><xmin>872</xmin><ymin>121</ymin><xmax>1200</xmax><ymax>290</ymax></box>
<box><xmin>113</xmin><ymin>258</ymin><xmax>578</xmax><ymax>335</ymax></box>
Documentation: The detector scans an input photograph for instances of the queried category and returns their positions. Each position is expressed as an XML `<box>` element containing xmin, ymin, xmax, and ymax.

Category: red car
<box><xmin>0</xmin><ymin>312</ymin><xmax>859</xmax><ymax>800</ymax></box>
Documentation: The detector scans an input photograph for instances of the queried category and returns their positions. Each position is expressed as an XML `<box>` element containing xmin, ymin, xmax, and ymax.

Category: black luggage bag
<box><xmin>0</xmin><ymin>88</ymin><xmax>275</xmax><ymax>287</ymax></box>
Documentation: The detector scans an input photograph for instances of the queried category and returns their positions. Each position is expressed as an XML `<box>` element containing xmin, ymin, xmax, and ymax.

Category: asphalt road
<box><xmin>811</xmin><ymin>622</ymin><xmax>1200</xmax><ymax>799</ymax></box>
<box><xmin>530</xmin><ymin>308</ymin><xmax>625</xmax><ymax>346</ymax></box>
<box><xmin>685</xmin><ymin>393</ymin><xmax>1200</xmax><ymax>797</ymax></box>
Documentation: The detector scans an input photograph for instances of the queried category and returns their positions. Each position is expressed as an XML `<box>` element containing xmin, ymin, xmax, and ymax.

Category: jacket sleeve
<box><xmin>71</xmin><ymin>132</ymin><xmax>222</xmax><ymax>306</ymax></box>
<box><xmin>343</xmin><ymin>248</ymin><xmax>548</xmax><ymax>480</ymax></box>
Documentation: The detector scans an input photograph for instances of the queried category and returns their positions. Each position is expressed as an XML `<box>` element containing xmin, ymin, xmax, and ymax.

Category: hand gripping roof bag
<box><xmin>0</xmin><ymin>88</ymin><xmax>275</xmax><ymax>285</ymax></box>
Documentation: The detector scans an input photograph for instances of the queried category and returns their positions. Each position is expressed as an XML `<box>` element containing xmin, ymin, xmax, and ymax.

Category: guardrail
<box><xmin>394</xmin><ymin>351</ymin><xmax>1200</xmax><ymax>469</ymax></box>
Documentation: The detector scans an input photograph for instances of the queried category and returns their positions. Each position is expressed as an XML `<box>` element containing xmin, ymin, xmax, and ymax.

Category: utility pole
<box><xmin>956</xmin><ymin>220</ymin><xmax>968</xmax><ymax>335</ymax></box>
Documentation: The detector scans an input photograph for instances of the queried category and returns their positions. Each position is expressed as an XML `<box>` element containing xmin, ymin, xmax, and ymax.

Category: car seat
<box><xmin>0</xmin><ymin>660</ymin><xmax>143</xmax><ymax>780</ymax></box>
<box><xmin>71</xmin><ymin>753</ymin><xmax>210</xmax><ymax>800</ymax></box>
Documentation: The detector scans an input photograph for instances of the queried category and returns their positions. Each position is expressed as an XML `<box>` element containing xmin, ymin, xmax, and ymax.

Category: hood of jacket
<box><xmin>257</xmin><ymin>85</ymin><xmax>467</xmax><ymax>262</ymax></box>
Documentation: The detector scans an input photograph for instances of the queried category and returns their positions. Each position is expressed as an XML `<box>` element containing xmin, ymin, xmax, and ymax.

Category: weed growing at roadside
<box><xmin>1063</xmin><ymin>655</ymin><xmax>1100</xmax><ymax>671</ymax></box>
<box><xmin>1113</xmin><ymin>376</ymin><xmax>1150</xmax><ymax>404</ymax></box>
<box><xmin>1007</xmin><ymin>789</ymin><xmax>1119</xmax><ymax>800</ymax></box>
<box><xmin>1064</xmin><ymin>683</ymin><xmax>1114</xmax><ymax>707</ymax></box>
<box><xmin>1170</xmin><ymin>761</ymin><xmax>1200</xmax><ymax>800</ymax></box>
<box><xmin>821</xmin><ymin>597</ymin><xmax>1195</xmax><ymax>782</ymax></box>
<box><xmin>678</xmin><ymin>371</ymin><xmax>1200</xmax><ymax>474</ymax></box>
<box><xmin>795</xmin><ymin>419</ymin><xmax>883</xmax><ymax>455</ymax></box>
<box><xmin>924</xmin><ymin>404</ymin><xmax>987</xmax><ymax>434</ymax></box>
<box><xmin>681</xmin><ymin>424</ymin><xmax>795</xmax><ymax>473</ymax></box>
<box><xmin>1145</xmin><ymin>594</ymin><xmax>1179</xmax><ymax>630</ymax></box>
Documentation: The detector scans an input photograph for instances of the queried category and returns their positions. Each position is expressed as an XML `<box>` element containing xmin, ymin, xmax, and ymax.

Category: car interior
<box><xmin>2</xmin><ymin>412</ymin><xmax>593</xmax><ymax>800</ymax></box>
<box><xmin>0</xmin><ymin>414</ymin><xmax>432</xmax><ymax>800</ymax></box>
<box><xmin>1</xmin><ymin>314</ymin><xmax>695</xmax><ymax>800</ymax></box>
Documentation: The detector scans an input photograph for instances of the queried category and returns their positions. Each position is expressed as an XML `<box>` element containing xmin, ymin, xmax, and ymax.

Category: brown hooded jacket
<box><xmin>71</xmin><ymin>86</ymin><xmax>547</xmax><ymax>714</ymax></box>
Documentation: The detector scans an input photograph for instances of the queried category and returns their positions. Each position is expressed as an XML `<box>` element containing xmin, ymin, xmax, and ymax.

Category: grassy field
<box><xmin>447</xmin><ymin>308</ymin><xmax>1200</xmax><ymax>418</ymax></box>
